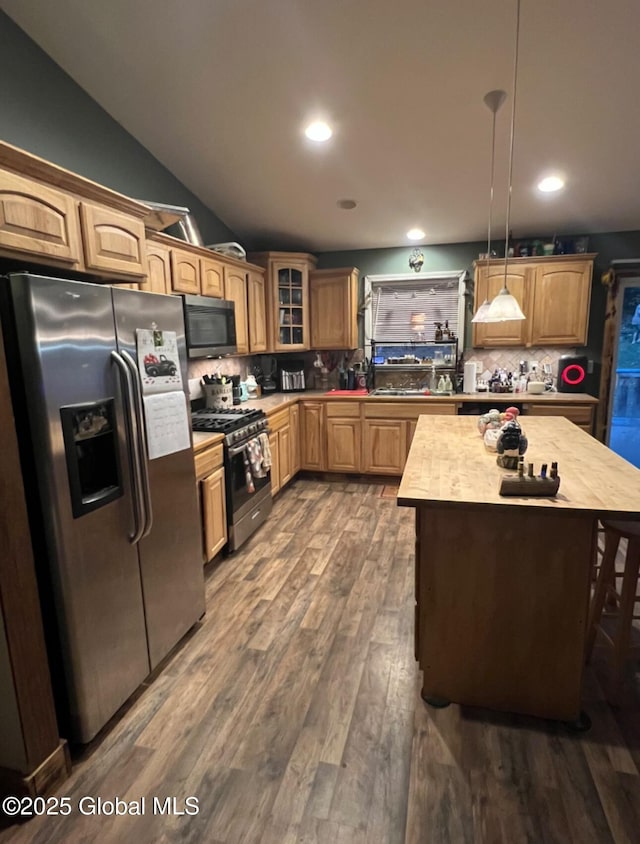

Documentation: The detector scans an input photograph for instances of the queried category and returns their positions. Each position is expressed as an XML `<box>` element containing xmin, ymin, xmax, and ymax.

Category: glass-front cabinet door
<box><xmin>270</xmin><ymin>257</ymin><xmax>313</xmax><ymax>351</ymax></box>
<box><xmin>277</xmin><ymin>264</ymin><xmax>305</xmax><ymax>347</ymax></box>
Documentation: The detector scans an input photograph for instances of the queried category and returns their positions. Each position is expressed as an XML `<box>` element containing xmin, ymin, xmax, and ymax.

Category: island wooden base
<box><xmin>414</xmin><ymin>507</ymin><xmax>596</xmax><ymax>721</ymax></box>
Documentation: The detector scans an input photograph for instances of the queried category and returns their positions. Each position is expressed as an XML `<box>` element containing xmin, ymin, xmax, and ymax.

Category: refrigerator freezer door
<box><xmin>8</xmin><ymin>274</ymin><xmax>151</xmax><ymax>742</ymax></box>
<box><xmin>112</xmin><ymin>287</ymin><xmax>205</xmax><ymax>667</ymax></box>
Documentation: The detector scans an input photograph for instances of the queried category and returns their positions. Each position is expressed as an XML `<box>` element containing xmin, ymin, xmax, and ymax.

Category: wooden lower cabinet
<box><xmin>201</xmin><ymin>466</ymin><xmax>227</xmax><ymax>561</ymax></box>
<box><xmin>267</xmin><ymin>406</ymin><xmax>295</xmax><ymax>496</ymax></box>
<box><xmin>194</xmin><ymin>442</ymin><xmax>226</xmax><ymax>562</ymax></box>
<box><xmin>363</xmin><ymin>419</ymin><xmax>407</xmax><ymax>475</ymax></box>
<box><xmin>269</xmin><ymin>432</ymin><xmax>281</xmax><ymax>496</ymax></box>
<box><xmin>290</xmin><ymin>404</ymin><xmax>300</xmax><ymax>474</ymax></box>
<box><xmin>326</xmin><ymin>418</ymin><xmax>361</xmax><ymax>472</ymax></box>
<box><xmin>300</xmin><ymin>401</ymin><xmax>326</xmax><ymax>470</ymax></box>
<box><xmin>325</xmin><ymin>402</ymin><xmax>361</xmax><ymax>472</ymax></box>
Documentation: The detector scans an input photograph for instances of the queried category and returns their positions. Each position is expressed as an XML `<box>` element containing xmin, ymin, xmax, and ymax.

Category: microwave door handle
<box><xmin>111</xmin><ymin>351</ymin><xmax>145</xmax><ymax>543</ymax></box>
<box><xmin>121</xmin><ymin>350</ymin><xmax>154</xmax><ymax>538</ymax></box>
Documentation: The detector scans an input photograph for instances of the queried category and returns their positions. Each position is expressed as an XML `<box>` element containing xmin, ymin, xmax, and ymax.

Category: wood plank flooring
<box><xmin>2</xmin><ymin>477</ymin><xmax>639</xmax><ymax>843</ymax></box>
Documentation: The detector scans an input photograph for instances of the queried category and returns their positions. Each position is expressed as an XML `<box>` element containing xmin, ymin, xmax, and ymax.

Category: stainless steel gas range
<box><xmin>191</xmin><ymin>407</ymin><xmax>272</xmax><ymax>551</ymax></box>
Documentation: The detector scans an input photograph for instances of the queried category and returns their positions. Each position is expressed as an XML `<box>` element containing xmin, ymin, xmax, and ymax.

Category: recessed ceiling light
<box><xmin>407</xmin><ymin>228</ymin><xmax>425</xmax><ymax>240</ymax></box>
<box><xmin>337</xmin><ymin>199</ymin><xmax>357</xmax><ymax>210</ymax></box>
<box><xmin>537</xmin><ymin>176</ymin><xmax>565</xmax><ymax>193</ymax></box>
<box><xmin>304</xmin><ymin>121</ymin><xmax>332</xmax><ymax>142</ymax></box>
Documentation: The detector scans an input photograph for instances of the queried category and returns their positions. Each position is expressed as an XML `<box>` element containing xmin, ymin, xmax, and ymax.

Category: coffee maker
<box><xmin>278</xmin><ymin>359</ymin><xmax>306</xmax><ymax>392</ymax></box>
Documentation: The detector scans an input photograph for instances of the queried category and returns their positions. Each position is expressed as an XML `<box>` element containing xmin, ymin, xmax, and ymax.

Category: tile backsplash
<box><xmin>464</xmin><ymin>346</ymin><xmax>577</xmax><ymax>383</ymax></box>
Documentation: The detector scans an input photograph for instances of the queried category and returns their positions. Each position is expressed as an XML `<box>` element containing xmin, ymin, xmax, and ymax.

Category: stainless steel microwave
<box><xmin>179</xmin><ymin>294</ymin><xmax>237</xmax><ymax>358</ymax></box>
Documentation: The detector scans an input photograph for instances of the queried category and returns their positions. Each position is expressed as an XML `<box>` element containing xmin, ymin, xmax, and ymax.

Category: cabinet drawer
<box><xmin>365</xmin><ymin>401</ymin><xmax>456</xmax><ymax>419</ymax></box>
<box><xmin>194</xmin><ymin>443</ymin><xmax>224</xmax><ymax>480</ymax></box>
<box><xmin>268</xmin><ymin>407</ymin><xmax>290</xmax><ymax>432</ymax></box>
<box><xmin>523</xmin><ymin>403</ymin><xmax>594</xmax><ymax>425</ymax></box>
<box><xmin>326</xmin><ymin>401</ymin><xmax>360</xmax><ymax>418</ymax></box>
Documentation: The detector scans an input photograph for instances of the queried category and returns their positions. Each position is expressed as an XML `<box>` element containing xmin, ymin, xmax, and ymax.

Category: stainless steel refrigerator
<box><xmin>607</xmin><ymin>275</ymin><xmax>640</xmax><ymax>469</ymax></box>
<box><xmin>2</xmin><ymin>273</ymin><xmax>205</xmax><ymax>743</ymax></box>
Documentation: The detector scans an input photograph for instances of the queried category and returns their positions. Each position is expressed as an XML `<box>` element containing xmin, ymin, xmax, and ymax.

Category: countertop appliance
<box><xmin>179</xmin><ymin>294</ymin><xmax>237</xmax><ymax>358</ymax></box>
<box><xmin>192</xmin><ymin>407</ymin><xmax>272</xmax><ymax>550</ymax></box>
<box><xmin>557</xmin><ymin>354</ymin><xmax>588</xmax><ymax>393</ymax></box>
<box><xmin>279</xmin><ymin>359</ymin><xmax>306</xmax><ymax>392</ymax></box>
<box><xmin>0</xmin><ymin>273</ymin><xmax>205</xmax><ymax>743</ymax></box>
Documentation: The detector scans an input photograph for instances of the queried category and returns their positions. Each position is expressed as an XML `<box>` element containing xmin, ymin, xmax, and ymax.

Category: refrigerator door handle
<box><xmin>110</xmin><ymin>351</ymin><xmax>145</xmax><ymax>543</ymax></box>
<box><xmin>122</xmin><ymin>350</ymin><xmax>154</xmax><ymax>538</ymax></box>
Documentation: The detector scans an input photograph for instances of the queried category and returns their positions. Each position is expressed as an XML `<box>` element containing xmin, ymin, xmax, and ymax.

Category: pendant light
<box><xmin>484</xmin><ymin>0</ymin><xmax>526</xmax><ymax>323</ymax></box>
<box><xmin>472</xmin><ymin>88</ymin><xmax>506</xmax><ymax>324</ymax></box>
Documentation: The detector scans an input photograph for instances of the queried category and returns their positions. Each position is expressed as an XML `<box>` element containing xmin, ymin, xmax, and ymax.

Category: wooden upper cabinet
<box><xmin>80</xmin><ymin>202</ymin><xmax>146</xmax><ymax>278</ymax></box>
<box><xmin>472</xmin><ymin>255</ymin><xmax>595</xmax><ymax>349</ymax></box>
<box><xmin>310</xmin><ymin>267</ymin><xmax>359</xmax><ymax>350</ymax></box>
<box><xmin>529</xmin><ymin>260</ymin><xmax>592</xmax><ymax>346</ymax></box>
<box><xmin>0</xmin><ymin>169</ymin><xmax>82</xmax><ymax>266</ymax></box>
<box><xmin>248</xmin><ymin>251</ymin><xmax>318</xmax><ymax>352</ymax></box>
<box><xmin>143</xmin><ymin>239</ymin><xmax>172</xmax><ymax>294</ymax></box>
<box><xmin>247</xmin><ymin>269</ymin><xmax>268</xmax><ymax>353</ymax></box>
<box><xmin>200</xmin><ymin>254</ymin><xmax>224</xmax><ymax>298</ymax></box>
<box><xmin>223</xmin><ymin>266</ymin><xmax>249</xmax><ymax>355</ymax></box>
<box><xmin>170</xmin><ymin>248</ymin><xmax>200</xmax><ymax>295</ymax></box>
<box><xmin>472</xmin><ymin>264</ymin><xmax>529</xmax><ymax>347</ymax></box>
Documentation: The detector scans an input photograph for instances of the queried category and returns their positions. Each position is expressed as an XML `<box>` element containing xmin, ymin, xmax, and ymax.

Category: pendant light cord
<box><xmin>487</xmin><ymin>106</ymin><xmax>497</xmax><ymax>262</ymax></box>
<box><xmin>503</xmin><ymin>0</ymin><xmax>521</xmax><ymax>291</ymax></box>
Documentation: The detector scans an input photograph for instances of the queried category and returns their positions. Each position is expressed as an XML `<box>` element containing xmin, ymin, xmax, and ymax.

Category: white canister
<box><xmin>203</xmin><ymin>383</ymin><xmax>233</xmax><ymax>410</ymax></box>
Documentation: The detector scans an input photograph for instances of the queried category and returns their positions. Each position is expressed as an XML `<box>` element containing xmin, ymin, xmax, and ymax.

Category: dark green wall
<box><xmin>0</xmin><ymin>11</ymin><xmax>237</xmax><ymax>246</ymax></box>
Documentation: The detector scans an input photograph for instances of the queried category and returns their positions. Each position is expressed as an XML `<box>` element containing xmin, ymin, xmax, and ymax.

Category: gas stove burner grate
<box><xmin>191</xmin><ymin>407</ymin><xmax>266</xmax><ymax>434</ymax></box>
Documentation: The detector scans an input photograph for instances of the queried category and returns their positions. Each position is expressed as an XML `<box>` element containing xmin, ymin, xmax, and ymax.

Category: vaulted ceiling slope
<box><xmin>3</xmin><ymin>0</ymin><xmax>640</xmax><ymax>251</ymax></box>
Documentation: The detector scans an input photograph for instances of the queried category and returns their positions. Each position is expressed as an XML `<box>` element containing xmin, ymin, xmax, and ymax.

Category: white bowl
<box><xmin>527</xmin><ymin>381</ymin><xmax>546</xmax><ymax>394</ymax></box>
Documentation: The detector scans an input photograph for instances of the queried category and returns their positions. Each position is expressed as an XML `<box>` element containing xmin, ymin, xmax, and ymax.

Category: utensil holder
<box><xmin>203</xmin><ymin>383</ymin><xmax>233</xmax><ymax>410</ymax></box>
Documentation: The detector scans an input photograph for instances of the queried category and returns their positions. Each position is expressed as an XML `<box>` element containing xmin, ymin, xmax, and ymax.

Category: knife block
<box><xmin>499</xmin><ymin>475</ymin><xmax>561</xmax><ymax>497</ymax></box>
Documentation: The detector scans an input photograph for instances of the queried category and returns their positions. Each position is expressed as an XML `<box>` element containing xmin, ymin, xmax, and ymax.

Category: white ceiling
<box><xmin>3</xmin><ymin>0</ymin><xmax>640</xmax><ymax>252</ymax></box>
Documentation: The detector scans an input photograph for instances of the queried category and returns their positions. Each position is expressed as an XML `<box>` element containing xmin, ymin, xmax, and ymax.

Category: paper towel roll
<box><xmin>463</xmin><ymin>361</ymin><xmax>477</xmax><ymax>394</ymax></box>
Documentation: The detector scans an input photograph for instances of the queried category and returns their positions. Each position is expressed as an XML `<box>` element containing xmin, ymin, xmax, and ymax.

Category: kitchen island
<box><xmin>398</xmin><ymin>415</ymin><xmax>640</xmax><ymax>722</ymax></box>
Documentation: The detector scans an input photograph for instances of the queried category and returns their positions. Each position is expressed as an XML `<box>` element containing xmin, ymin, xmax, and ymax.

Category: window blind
<box><xmin>371</xmin><ymin>278</ymin><xmax>460</xmax><ymax>343</ymax></box>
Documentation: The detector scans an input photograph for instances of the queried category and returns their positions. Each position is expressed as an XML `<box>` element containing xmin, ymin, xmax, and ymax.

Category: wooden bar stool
<box><xmin>586</xmin><ymin>520</ymin><xmax>640</xmax><ymax>703</ymax></box>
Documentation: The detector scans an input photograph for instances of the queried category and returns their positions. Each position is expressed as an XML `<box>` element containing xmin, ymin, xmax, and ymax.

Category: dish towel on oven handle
<box><xmin>258</xmin><ymin>432</ymin><xmax>272</xmax><ymax>471</ymax></box>
<box><xmin>241</xmin><ymin>447</ymin><xmax>255</xmax><ymax>493</ymax></box>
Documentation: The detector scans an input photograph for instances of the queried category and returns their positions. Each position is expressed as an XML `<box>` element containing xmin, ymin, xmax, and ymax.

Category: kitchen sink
<box><xmin>369</xmin><ymin>388</ymin><xmax>453</xmax><ymax>397</ymax></box>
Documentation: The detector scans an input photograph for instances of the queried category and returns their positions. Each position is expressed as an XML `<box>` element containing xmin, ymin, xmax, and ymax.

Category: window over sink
<box><xmin>364</xmin><ymin>270</ymin><xmax>467</xmax><ymax>354</ymax></box>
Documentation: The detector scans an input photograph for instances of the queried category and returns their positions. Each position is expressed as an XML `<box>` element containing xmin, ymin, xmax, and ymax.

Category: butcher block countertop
<box><xmin>398</xmin><ymin>415</ymin><xmax>640</xmax><ymax>518</ymax></box>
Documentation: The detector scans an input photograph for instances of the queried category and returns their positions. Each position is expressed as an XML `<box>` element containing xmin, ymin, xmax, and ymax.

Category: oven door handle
<box><xmin>228</xmin><ymin>429</ymin><xmax>271</xmax><ymax>457</ymax></box>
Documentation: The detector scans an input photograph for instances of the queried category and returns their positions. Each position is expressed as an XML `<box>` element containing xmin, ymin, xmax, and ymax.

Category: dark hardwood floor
<box><xmin>2</xmin><ymin>477</ymin><xmax>639</xmax><ymax>843</ymax></box>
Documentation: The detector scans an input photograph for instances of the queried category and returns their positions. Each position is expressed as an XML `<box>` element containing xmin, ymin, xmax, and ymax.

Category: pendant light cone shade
<box><xmin>471</xmin><ymin>299</ymin><xmax>492</xmax><ymax>323</ymax></box>
<box><xmin>484</xmin><ymin>287</ymin><xmax>526</xmax><ymax>321</ymax></box>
